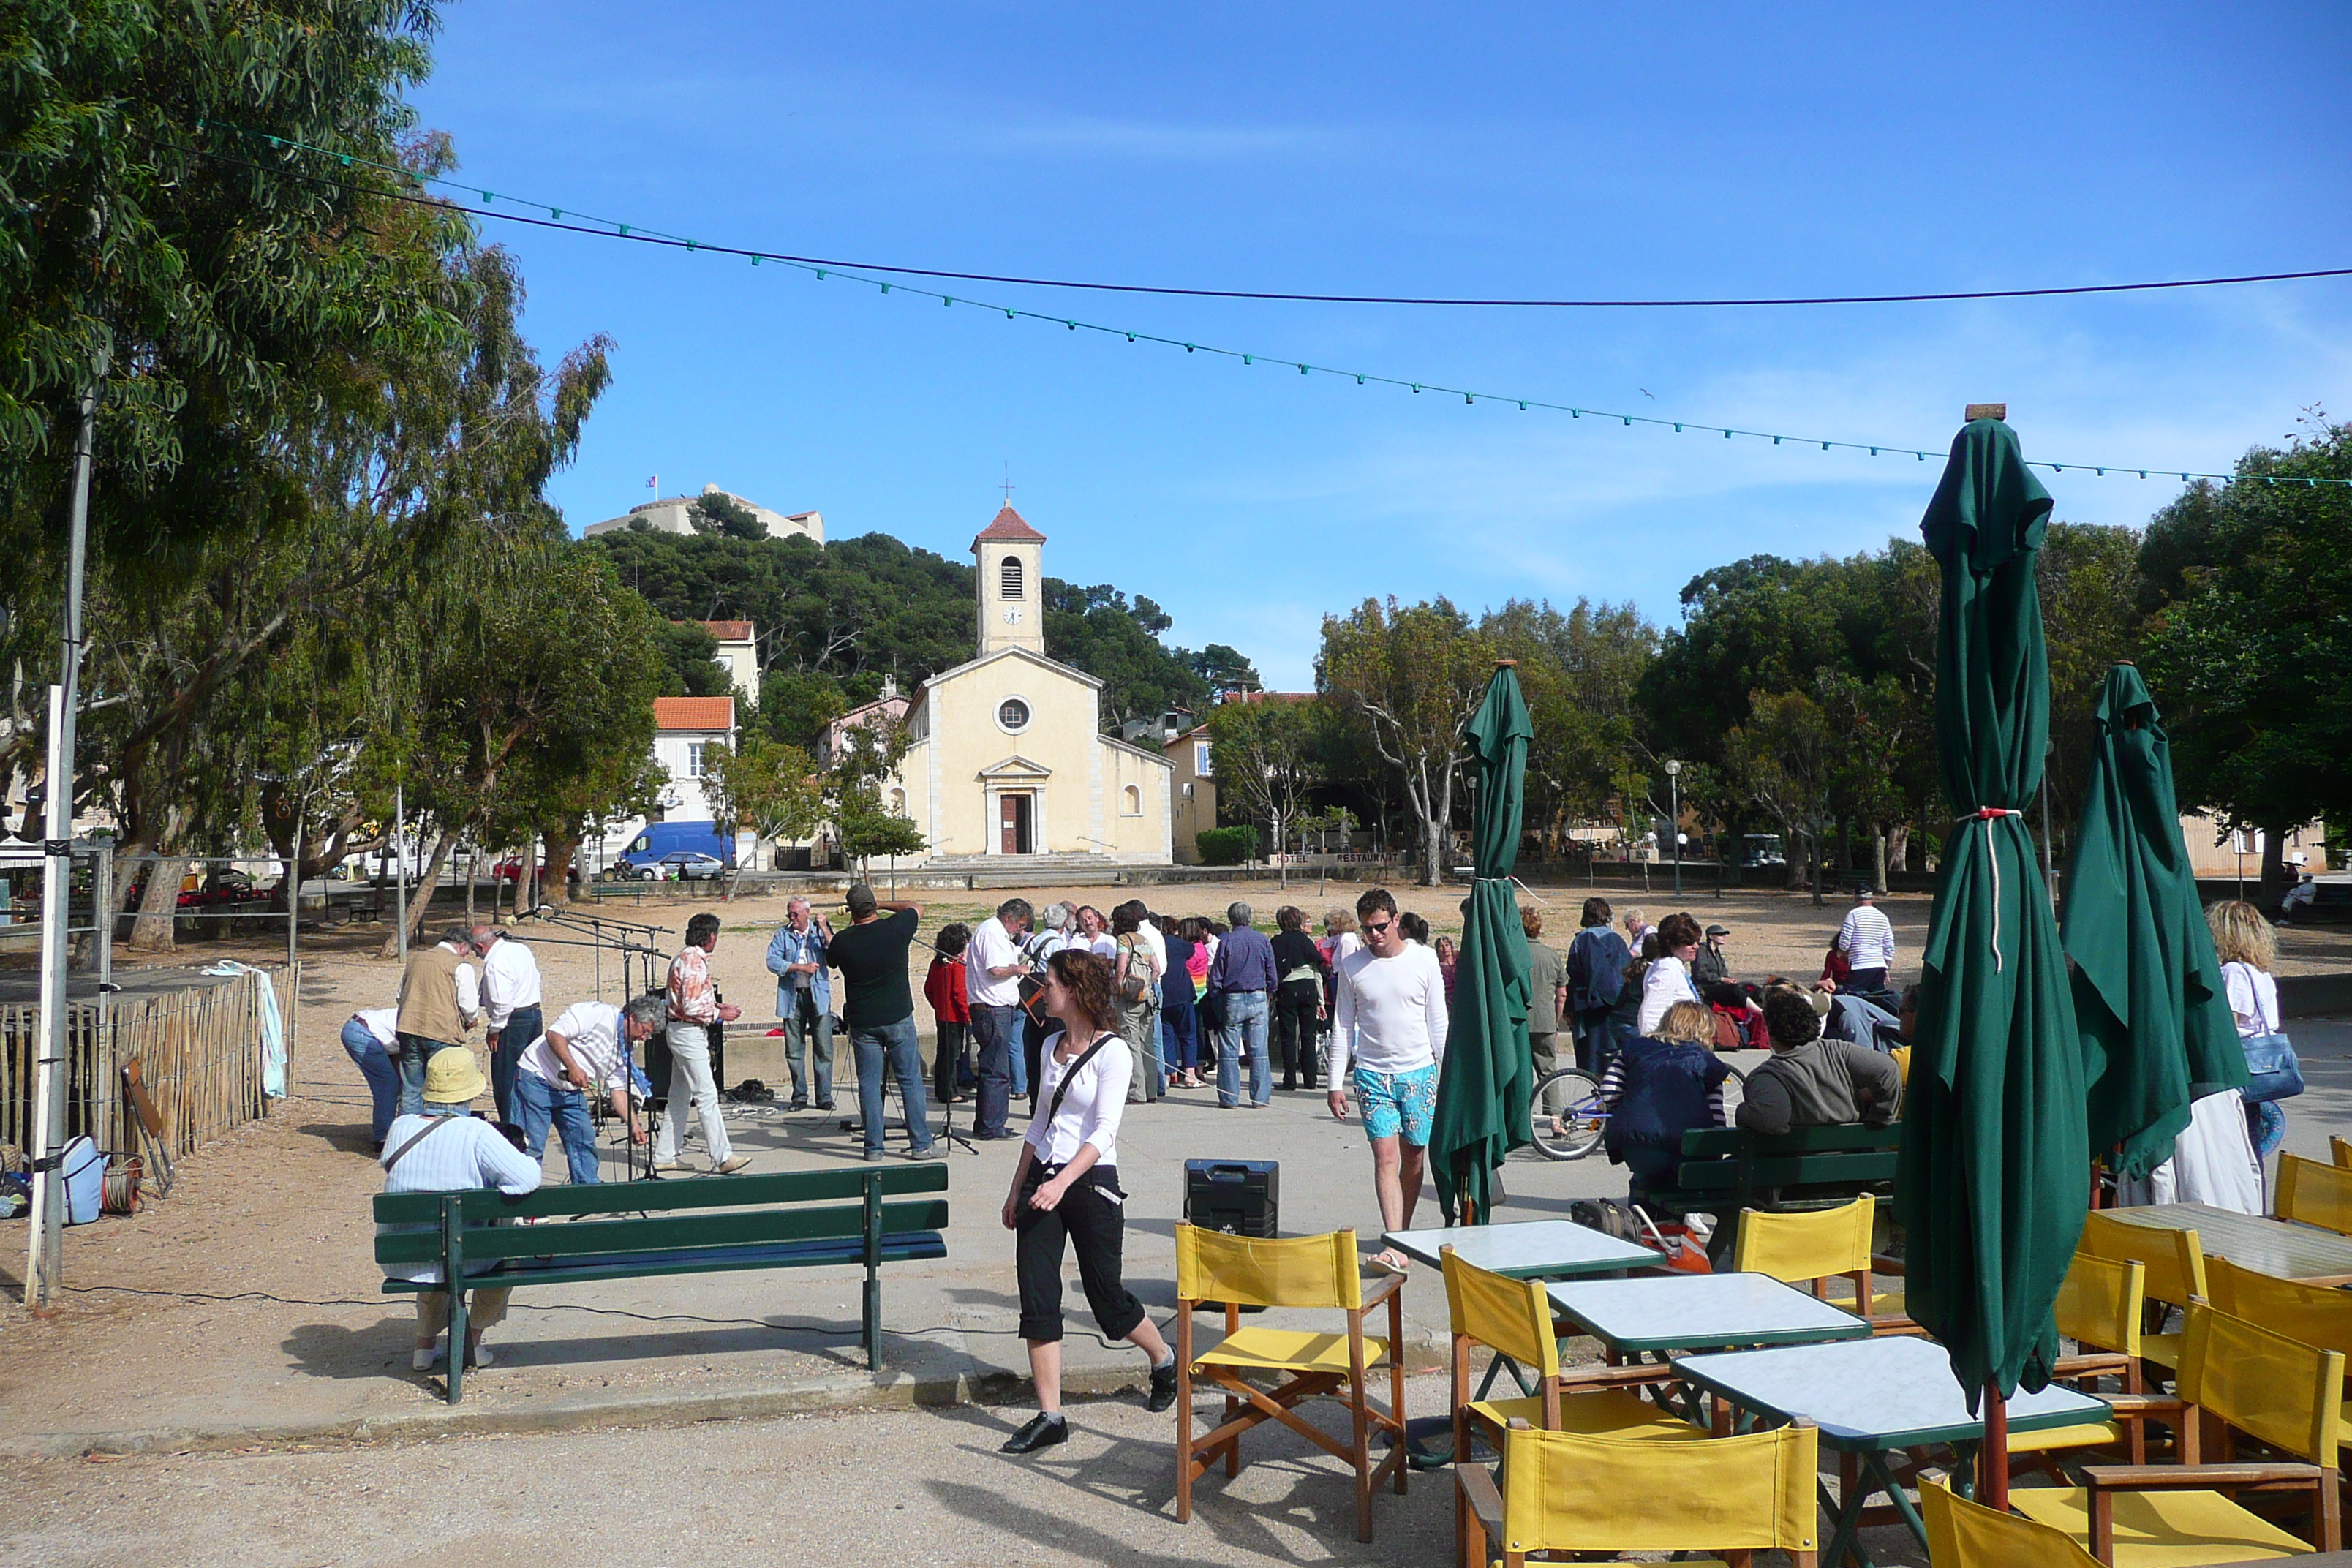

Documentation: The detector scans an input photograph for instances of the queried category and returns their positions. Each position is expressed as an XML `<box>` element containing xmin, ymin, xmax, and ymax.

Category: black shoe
<box><xmin>813</xmin><ymin>1100</ymin><xmax>837</xmax><ymax>1111</ymax></box>
<box><xmin>1147</xmin><ymin>1357</ymin><xmax>1179</xmax><ymax>1414</ymax></box>
<box><xmin>1000</xmin><ymin>1412</ymin><xmax>1068</xmax><ymax>1454</ymax></box>
<box><xmin>788</xmin><ymin>1099</ymin><xmax>810</xmax><ymax>1112</ymax></box>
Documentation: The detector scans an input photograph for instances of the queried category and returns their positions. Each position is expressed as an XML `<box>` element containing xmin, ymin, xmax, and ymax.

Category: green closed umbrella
<box><xmin>1895</xmin><ymin>418</ymin><xmax>2089</xmax><ymax>1440</ymax></box>
<box><xmin>1431</xmin><ymin>660</ymin><xmax>1534</xmax><ymax>1224</ymax></box>
<box><xmin>2062</xmin><ymin>664</ymin><xmax>2249</xmax><ymax>1179</ymax></box>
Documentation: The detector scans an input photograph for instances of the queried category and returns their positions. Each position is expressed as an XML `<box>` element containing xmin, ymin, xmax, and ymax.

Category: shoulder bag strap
<box><xmin>1043</xmin><ymin>1030</ymin><xmax>1120</xmax><ymax>1131</ymax></box>
<box><xmin>380</xmin><ymin>1112</ymin><xmax>458</xmax><ymax>1172</ymax></box>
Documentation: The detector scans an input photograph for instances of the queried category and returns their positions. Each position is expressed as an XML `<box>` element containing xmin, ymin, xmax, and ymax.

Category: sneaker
<box><xmin>787</xmin><ymin>1099</ymin><xmax>810</xmax><ymax>1112</ymax></box>
<box><xmin>715</xmin><ymin>1154</ymin><xmax>753</xmax><ymax>1175</ymax></box>
<box><xmin>862</xmin><ymin>1148</ymin><xmax>885</xmax><ymax>1162</ymax></box>
<box><xmin>1000</xmin><ymin>1412</ymin><xmax>1069</xmax><ymax>1455</ymax></box>
<box><xmin>652</xmin><ymin>1160</ymin><xmax>685</xmax><ymax>1174</ymax></box>
<box><xmin>905</xmin><ymin>1145</ymin><xmax>943</xmax><ymax>1161</ymax></box>
<box><xmin>814</xmin><ymin>1100</ymin><xmax>838</xmax><ymax>1111</ymax></box>
<box><xmin>1147</xmin><ymin>1357</ymin><xmax>1180</xmax><ymax>1414</ymax></box>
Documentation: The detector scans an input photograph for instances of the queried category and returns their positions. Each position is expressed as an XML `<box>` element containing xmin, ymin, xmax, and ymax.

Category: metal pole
<box><xmin>393</xmin><ymin>780</ymin><xmax>408</xmax><ymax>963</ymax></box>
<box><xmin>1670</xmin><ymin>772</ymin><xmax>1682</xmax><ymax>896</ymax></box>
<box><xmin>28</xmin><ymin>360</ymin><xmax>102</xmax><ymax>1313</ymax></box>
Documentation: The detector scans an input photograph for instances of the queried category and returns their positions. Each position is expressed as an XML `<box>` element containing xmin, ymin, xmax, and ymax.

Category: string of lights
<box><xmin>187</xmin><ymin>120</ymin><xmax>2352</xmax><ymax>490</ymax></box>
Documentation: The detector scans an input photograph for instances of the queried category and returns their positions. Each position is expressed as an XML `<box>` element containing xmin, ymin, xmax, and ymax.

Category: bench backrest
<box><xmin>1674</xmin><ymin>1122</ymin><xmax>1901</xmax><ymax>1197</ymax></box>
<box><xmin>374</xmin><ymin>1164</ymin><xmax>949</xmax><ymax>1272</ymax></box>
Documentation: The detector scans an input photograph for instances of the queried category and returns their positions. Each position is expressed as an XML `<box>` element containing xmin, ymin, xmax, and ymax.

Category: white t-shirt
<box><xmin>1138</xmin><ymin>919</ymin><xmax>1168</xmax><ymax>976</ymax></box>
<box><xmin>519</xmin><ymin>1000</ymin><xmax>631</xmax><ymax>1093</ymax></box>
<box><xmin>1637</xmin><ymin>955</ymin><xmax>1700</xmax><ymax>1035</ymax></box>
<box><xmin>967</xmin><ymin>916</ymin><xmax>1025</xmax><ymax>1009</ymax></box>
<box><xmin>1332</xmin><ymin>943</ymin><xmax>1450</xmax><ymax>1081</ymax></box>
<box><xmin>479</xmin><ymin>935</ymin><xmax>543</xmax><ymax>1029</ymax></box>
<box><xmin>1024</xmin><ymin>1029</ymin><xmax>1132</xmax><ymax>1166</ymax></box>
<box><xmin>2222</xmin><ymin>961</ymin><xmax>2279</xmax><ymax>1036</ymax></box>
<box><xmin>353</xmin><ymin>1007</ymin><xmax>399</xmax><ymax>1047</ymax></box>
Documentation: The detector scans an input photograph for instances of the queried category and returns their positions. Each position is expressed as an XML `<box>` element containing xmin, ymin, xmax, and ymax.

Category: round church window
<box><xmin>997</xmin><ymin>697</ymin><xmax>1032</xmax><ymax>733</ymax></box>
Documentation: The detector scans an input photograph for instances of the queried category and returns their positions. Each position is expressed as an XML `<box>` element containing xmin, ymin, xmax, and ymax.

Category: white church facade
<box><xmin>889</xmin><ymin>506</ymin><xmax>1173</xmax><ymax>866</ymax></box>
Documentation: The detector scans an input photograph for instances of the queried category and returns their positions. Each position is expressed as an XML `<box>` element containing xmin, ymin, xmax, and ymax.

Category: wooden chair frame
<box><xmin>1733</xmin><ymin>1195</ymin><xmax>1919</xmax><ymax>1335</ymax></box>
<box><xmin>1175</xmin><ymin>1237</ymin><xmax>1406</xmax><ymax>1543</ymax></box>
<box><xmin>2277</xmin><ymin>1153</ymin><xmax>2352</xmax><ymax>1237</ymax></box>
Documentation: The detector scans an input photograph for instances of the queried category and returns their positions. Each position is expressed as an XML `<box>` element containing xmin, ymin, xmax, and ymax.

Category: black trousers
<box><xmin>1275</xmin><ymin>979</ymin><xmax>1322</xmax><ymax>1088</ymax></box>
<box><xmin>1014</xmin><ymin>1163</ymin><xmax>1145</xmax><ymax>1345</ymax></box>
<box><xmin>932</xmin><ymin>1020</ymin><xmax>968</xmax><ymax>1104</ymax></box>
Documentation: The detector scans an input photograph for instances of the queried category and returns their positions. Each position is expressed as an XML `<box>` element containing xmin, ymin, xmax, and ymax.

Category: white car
<box><xmin>646</xmin><ymin>851</ymin><xmax>727</xmax><ymax>882</ymax></box>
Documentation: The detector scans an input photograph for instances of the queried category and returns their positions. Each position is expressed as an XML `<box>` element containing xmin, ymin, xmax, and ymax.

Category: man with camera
<box><xmin>967</xmin><ymin>897</ymin><xmax>1036</xmax><ymax>1139</ymax></box>
<box><xmin>765</xmin><ymin>896</ymin><xmax>835</xmax><ymax>1111</ymax></box>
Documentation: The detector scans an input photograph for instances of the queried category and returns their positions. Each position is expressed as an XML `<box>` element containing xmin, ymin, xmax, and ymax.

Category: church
<box><xmin>881</xmin><ymin>505</ymin><xmax>1174</xmax><ymax>867</ymax></box>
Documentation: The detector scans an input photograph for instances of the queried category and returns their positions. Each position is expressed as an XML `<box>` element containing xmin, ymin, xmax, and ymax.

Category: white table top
<box><xmin>1548</xmin><ymin>1272</ymin><xmax>1872</xmax><ymax>1354</ymax></box>
<box><xmin>1673</xmin><ymin>1335</ymin><xmax>2110</xmax><ymax>1452</ymax></box>
<box><xmin>1384</xmin><ymin>1220</ymin><xmax>1661</xmax><ymax>1278</ymax></box>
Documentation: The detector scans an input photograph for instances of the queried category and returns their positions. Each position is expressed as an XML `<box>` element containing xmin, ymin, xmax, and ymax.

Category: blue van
<box><xmin>617</xmin><ymin>821</ymin><xmax>737</xmax><ymax>878</ymax></box>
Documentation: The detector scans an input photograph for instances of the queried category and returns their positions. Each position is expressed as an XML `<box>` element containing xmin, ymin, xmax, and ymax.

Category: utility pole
<box><xmin>28</xmin><ymin>350</ymin><xmax>104</xmax><ymax>1312</ymax></box>
<box><xmin>393</xmin><ymin>778</ymin><xmax>408</xmax><ymax>962</ymax></box>
<box><xmin>1665</xmin><ymin>759</ymin><xmax>1683</xmax><ymax>897</ymax></box>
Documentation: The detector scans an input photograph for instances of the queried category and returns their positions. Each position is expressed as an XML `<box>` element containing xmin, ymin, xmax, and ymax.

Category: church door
<box><xmin>999</xmin><ymin>792</ymin><xmax>1033</xmax><ymax>856</ymax></box>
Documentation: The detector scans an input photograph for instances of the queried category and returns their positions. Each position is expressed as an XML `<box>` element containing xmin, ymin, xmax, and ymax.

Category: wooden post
<box><xmin>1979</xmin><ymin>1382</ymin><xmax>2010</xmax><ymax>1509</ymax></box>
<box><xmin>1965</xmin><ymin>403</ymin><xmax>2008</xmax><ymax>422</ymax></box>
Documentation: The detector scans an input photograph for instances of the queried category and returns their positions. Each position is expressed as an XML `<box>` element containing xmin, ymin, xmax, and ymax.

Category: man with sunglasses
<box><xmin>1329</xmin><ymin>886</ymin><xmax>1449</xmax><ymax>1273</ymax></box>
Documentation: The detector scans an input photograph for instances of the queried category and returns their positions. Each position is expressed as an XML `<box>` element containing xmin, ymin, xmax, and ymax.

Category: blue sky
<box><xmin>408</xmin><ymin>3</ymin><xmax>2352</xmax><ymax>688</ymax></box>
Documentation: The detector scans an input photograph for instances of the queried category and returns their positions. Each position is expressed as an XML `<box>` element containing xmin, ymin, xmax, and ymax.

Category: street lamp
<box><xmin>1665</xmin><ymin>759</ymin><xmax>1683</xmax><ymax>895</ymax></box>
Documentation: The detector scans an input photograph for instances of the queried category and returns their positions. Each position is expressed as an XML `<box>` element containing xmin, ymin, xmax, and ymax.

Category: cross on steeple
<box><xmin>1000</xmin><ymin>464</ymin><xmax>1014</xmax><ymax>506</ymax></box>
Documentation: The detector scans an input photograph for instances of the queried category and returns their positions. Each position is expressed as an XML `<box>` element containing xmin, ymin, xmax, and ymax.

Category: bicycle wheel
<box><xmin>1528</xmin><ymin>1068</ymin><xmax>1607</xmax><ymax>1161</ymax></box>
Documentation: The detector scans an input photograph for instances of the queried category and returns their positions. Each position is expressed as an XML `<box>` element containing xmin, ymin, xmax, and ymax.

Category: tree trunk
<box><xmin>381</xmin><ymin>827</ymin><xmax>459</xmax><ymax>957</ymax></box>
<box><xmin>545</xmin><ymin>829</ymin><xmax>581</xmax><ymax>905</ymax></box>
<box><xmin>2258</xmin><ymin>822</ymin><xmax>2293</xmax><ymax>913</ymax></box>
<box><xmin>1889</xmin><ymin>823</ymin><xmax>1911</xmax><ymax>872</ymax></box>
<box><xmin>1873</xmin><ymin>829</ymin><xmax>1889</xmax><ymax>895</ymax></box>
<box><xmin>129</xmin><ymin>853</ymin><xmax>189</xmax><ymax>953</ymax></box>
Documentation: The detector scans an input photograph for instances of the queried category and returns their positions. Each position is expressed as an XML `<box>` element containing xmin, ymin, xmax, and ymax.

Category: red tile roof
<box><xmin>973</xmin><ymin>505</ymin><xmax>1047</xmax><ymax>544</ymax></box>
<box><xmin>653</xmin><ymin>696</ymin><xmax>735</xmax><ymax>731</ymax></box>
<box><xmin>698</xmin><ymin>619</ymin><xmax>755</xmax><ymax>641</ymax></box>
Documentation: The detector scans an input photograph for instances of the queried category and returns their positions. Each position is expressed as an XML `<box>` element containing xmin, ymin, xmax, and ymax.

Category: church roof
<box><xmin>697</xmin><ymin>619</ymin><xmax>755</xmax><ymax>641</ymax></box>
<box><xmin>973</xmin><ymin>505</ymin><xmax>1047</xmax><ymax>545</ymax></box>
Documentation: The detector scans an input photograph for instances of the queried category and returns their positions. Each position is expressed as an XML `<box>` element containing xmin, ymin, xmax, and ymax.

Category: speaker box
<box><xmin>1184</xmin><ymin>1158</ymin><xmax>1279</xmax><ymax>1238</ymax></box>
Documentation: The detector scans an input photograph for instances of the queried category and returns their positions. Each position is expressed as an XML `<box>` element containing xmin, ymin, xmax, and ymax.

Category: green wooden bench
<box><xmin>373</xmin><ymin>1164</ymin><xmax>949</xmax><ymax>1403</ymax></box>
<box><xmin>1641</xmin><ymin>1123</ymin><xmax>1902</xmax><ymax>1253</ymax></box>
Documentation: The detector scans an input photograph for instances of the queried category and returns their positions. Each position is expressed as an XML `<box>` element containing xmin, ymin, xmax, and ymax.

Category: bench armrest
<box><xmin>1457</xmin><ymin>1463</ymin><xmax>1505</xmax><ymax>1545</ymax></box>
<box><xmin>2084</xmin><ymin>1463</ymin><xmax>2323</xmax><ymax>1490</ymax></box>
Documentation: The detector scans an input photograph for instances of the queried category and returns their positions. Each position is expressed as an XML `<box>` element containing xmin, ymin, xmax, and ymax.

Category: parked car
<box><xmin>645</xmin><ymin>851</ymin><xmax>726</xmax><ymax>883</ymax></box>
<box><xmin>492</xmin><ymin>859</ymin><xmax>552</xmax><ymax>884</ymax></box>
<box><xmin>615</xmin><ymin>821</ymin><xmax>736</xmax><ymax>878</ymax></box>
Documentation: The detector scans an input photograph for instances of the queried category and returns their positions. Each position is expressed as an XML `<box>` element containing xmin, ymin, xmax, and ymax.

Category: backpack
<box><xmin>1117</xmin><ymin>935</ymin><xmax>1161</xmax><ymax>1003</ymax></box>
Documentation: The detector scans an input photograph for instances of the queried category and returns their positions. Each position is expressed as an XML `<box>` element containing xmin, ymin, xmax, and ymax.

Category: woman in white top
<box><xmin>998</xmin><ymin>948</ymin><xmax>1177</xmax><ymax>1455</ymax></box>
<box><xmin>2122</xmin><ymin>900</ymin><xmax>2269</xmax><ymax>1213</ymax></box>
<box><xmin>1635</xmin><ymin>912</ymin><xmax>1704</xmax><ymax>1036</ymax></box>
<box><xmin>2215</xmin><ymin>899</ymin><xmax>2290</xmax><ymax>1166</ymax></box>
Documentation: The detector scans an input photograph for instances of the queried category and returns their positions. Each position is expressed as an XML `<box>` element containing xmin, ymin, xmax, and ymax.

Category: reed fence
<box><xmin>1</xmin><ymin>964</ymin><xmax>295</xmax><ymax>1160</ymax></box>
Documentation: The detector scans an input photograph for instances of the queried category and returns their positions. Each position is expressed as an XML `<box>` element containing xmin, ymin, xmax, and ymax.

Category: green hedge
<box><xmin>1196</xmin><ymin>826</ymin><xmax>1260</xmax><ymax>866</ymax></box>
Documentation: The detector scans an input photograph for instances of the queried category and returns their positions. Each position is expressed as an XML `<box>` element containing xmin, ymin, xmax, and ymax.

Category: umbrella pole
<box><xmin>1979</xmin><ymin>1383</ymin><xmax>2010</xmax><ymax>1509</ymax></box>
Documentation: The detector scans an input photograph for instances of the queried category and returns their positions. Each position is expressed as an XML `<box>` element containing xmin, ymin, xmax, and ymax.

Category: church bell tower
<box><xmin>972</xmin><ymin>504</ymin><xmax>1047</xmax><ymax>657</ymax></box>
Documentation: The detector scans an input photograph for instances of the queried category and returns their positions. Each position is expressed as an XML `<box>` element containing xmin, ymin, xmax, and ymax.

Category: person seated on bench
<box><xmin>1598</xmin><ymin>999</ymin><xmax>1733</xmax><ymax>1200</ymax></box>
<box><xmin>514</xmin><ymin>994</ymin><xmax>658</xmax><ymax>1184</ymax></box>
<box><xmin>1737</xmin><ymin>987</ymin><xmax>1903</xmax><ymax>1137</ymax></box>
<box><xmin>381</xmin><ymin>1048</ymin><xmax>542</xmax><ymax>1372</ymax></box>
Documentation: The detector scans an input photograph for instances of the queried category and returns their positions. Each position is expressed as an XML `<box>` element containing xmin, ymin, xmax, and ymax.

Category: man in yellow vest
<box><xmin>394</xmin><ymin>926</ymin><xmax>480</xmax><ymax>1117</ymax></box>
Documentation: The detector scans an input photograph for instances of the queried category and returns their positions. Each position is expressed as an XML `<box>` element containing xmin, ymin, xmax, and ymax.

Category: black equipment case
<box><xmin>1183</xmin><ymin>1158</ymin><xmax>1278</xmax><ymax>1238</ymax></box>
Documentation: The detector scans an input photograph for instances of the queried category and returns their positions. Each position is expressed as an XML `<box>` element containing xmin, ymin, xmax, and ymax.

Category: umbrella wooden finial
<box><xmin>1494</xmin><ymin>658</ymin><xmax>1517</xmax><ymax>668</ymax></box>
<box><xmin>1965</xmin><ymin>402</ymin><xmax>2008</xmax><ymax>422</ymax></box>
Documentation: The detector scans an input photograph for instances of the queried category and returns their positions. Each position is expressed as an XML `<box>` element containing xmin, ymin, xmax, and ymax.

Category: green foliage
<box><xmin>589</xmin><ymin>524</ymin><xmax>1219</xmax><ymax>734</ymax></box>
<box><xmin>704</xmin><ymin>735</ymin><xmax>823</xmax><ymax>848</ymax></box>
<box><xmin>758</xmin><ymin>668</ymin><xmax>850</xmax><ymax>749</ymax></box>
<box><xmin>2141</xmin><ymin>417</ymin><xmax>2352</xmax><ymax>887</ymax></box>
<box><xmin>1196</xmin><ymin>826</ymin><xmax>1260</xmax><ymax>866</ymax></box>
<box><xmin>1192</xmin><ymin>643</ymin><xmax>1262</xmax><ymax>695</ymax></box>
<box><xmin>1206</xmin><ymin>696</ymin><xmax>1323</xmax><ymax>857</ymax></box>
<box><xmin>653</xmin><ymin>619</ymin><xmax>731</xmax><ymax>697</ymax></box>
<box><xmin>1480</xmin><ymin>598</ymin><xmax>1657</xmax><ymax>851</ymax></box>
<box><xmin>1042</xmin><ymin>581</ymin><xmax>1210</xmax><ymax>728</ymax></box>
<box><xmin>837</xmin><ymin>807</ymin><xmax>925</xmax><ymax>868</ymax></box>
<box><xmin>690</xmin><ymin>491</ymin><xmax>768</xmax><ymax>540</ymax></box>
<box><xmin>1317</xmin><ymin>596</ymin><xmax>1492</xmax><ymax>884</ymax></box>
<box><xmin>1</xmin><ymin>0</ymin><xmax>453</xmax><ymax>567</ymax></box>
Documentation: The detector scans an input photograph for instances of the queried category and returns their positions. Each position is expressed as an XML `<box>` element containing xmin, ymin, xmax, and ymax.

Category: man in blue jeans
<box><xmin>1207</xmin><ymin>901</ymin><xmax>1278</xmax><ymax>1107</ymax></box>
<box><xmin>512</xmin><ymin>994</ymin><xmax>658</xmax><ymax>1184</ymax></box>
<box><xmin>826</xmin><ymin>883</ymin><xmax>938</xmax><ymax>1161</ymax></box>
<box><xmin>965</xmin><ymin>897</ymin><xmax>1035</xmax><ymax>1139</ymax></box>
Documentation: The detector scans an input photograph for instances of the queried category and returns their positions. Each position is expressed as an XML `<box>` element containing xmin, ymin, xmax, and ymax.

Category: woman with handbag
<box><xmin>2212</xmin><ymin>899</ymin><xmax>2300</xmax><ymax>1162</ymax></box>
<box><xmin>998</xmin><ymin>948</ymin><xmax>1179</xmax><ymax>1455</ymax></box>
<box><xmin>2119</xmin><ymin>900</ymin><xmax>2272</xmax><ymax>1211</ymax></box>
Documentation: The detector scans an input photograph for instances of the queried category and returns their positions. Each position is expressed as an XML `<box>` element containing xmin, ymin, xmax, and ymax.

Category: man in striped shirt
<box><xmin>513</xmin><ymin>994</ymin><xmax>660</xmax><ymax>1185</ymax></box>
<box><xmin>1835</xmin><ymin>886</ymin><xmax>1897</xmax><ymax>995</ymax></box>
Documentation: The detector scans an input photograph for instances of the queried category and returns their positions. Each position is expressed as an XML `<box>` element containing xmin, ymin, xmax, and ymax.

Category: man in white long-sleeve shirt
<box><xmin>1327</xmin><ymin>886</ymin><xmax>1449</xmax><ymax>1274</ymax></box>
<box><xmin>1835</xmin><ymin>886</ymin><xmax>1897</xmax><ymax>995</ymax></box>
